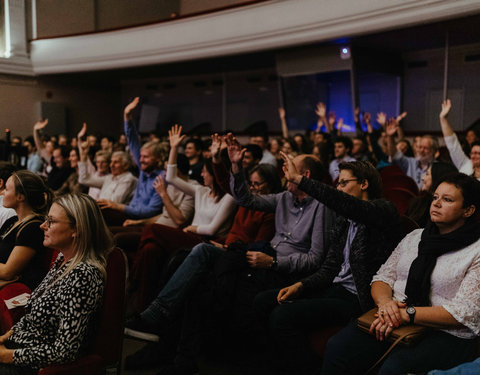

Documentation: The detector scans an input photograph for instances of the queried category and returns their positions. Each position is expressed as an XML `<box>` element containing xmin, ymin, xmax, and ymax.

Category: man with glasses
<box><xmin>254</xmin><ymin>159</ymin><xmax>402</xmax><ymax>374</ymax></box>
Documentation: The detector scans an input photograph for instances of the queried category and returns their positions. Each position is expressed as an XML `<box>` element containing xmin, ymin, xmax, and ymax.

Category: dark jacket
<box><xmin>297</xmin><ymin>177</ymin><xmax>402</xmax><ymax>312</ymax></box>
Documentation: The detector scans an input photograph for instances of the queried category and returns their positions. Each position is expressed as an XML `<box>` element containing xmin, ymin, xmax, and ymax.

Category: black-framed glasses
<box><xmin>335</xmin><ymin>178</ymin><xmax>359</xmax><ymax>188</ymax></box>
<box><xmin>44</xmin><ymin>216</ymin><xmax>72</xmax><ymax>228</ymax></box>
<box><xmin>249</xmin><ymin>180</ymin><xmax>266</xmax><ymax>189</ymax></box>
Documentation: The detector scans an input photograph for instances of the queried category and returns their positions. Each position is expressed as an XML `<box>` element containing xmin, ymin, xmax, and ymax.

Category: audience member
<box><xmin>406</xmin><ymin>161</ymin><xmax>458</xmax><ymax>227</ymax></box>
<box><xmin>321</xmin><ymin>173</ymin><xmax>480</xmax><ymax>374</ymax></box>
<box><xmin>250</xmin><ymin>133</ymin><xmax>277</xmax><ymax>167</ymax></box>
<box><xmin>23</xmin><ymin>137</ymin><xmax>43</xmax><ymax>174</ymax></box>
<box><xmin>55</xmin><ymin>148</ymin><xmax>85</xmax><ymax>195</ymax></box>
<box><xmin>126</xmin><ymin>124</ymin><xmax>236</xmax><ymax>312</ymax></box>
<box><xmin>329</xmin><ymin>136</ymin><xmax>356</xmax><ymax>181</ymax></box>
<box><xmin>0</xmin><ymin>194</ymin><xmax>112</xmax><ymax>373</ymax></box>
<box><xmin>386</xmin><ymin>118</ymin><xmax>437</xmax><ymax>188</ymax></box>
<box><xmin>0</xmin><ymin>170</ymin><xmax>53</xmax><ymax>290</ymax></box>
<box><xmin>254</xmin><ymin>158</ymin><xmax>400</xmax><ymax>374</ymax></box>
<box><xmin>440</xmin><ymin>99</ymin><xmax>480</xmax><ymax>180</ymax></box>
<box><xmin>183</xmin><ymin>138</ymin><xmax>204</xmax><ymax>184</ymax></box>
<box><xmin>0</xmin><ymin>162</ymin><xmax>17</xmax><ymax>228</ymax></box>
<box><xmin>97</xmin><ymin>97</ymin><xmax>164</xmax><ymax>225</ymax></box>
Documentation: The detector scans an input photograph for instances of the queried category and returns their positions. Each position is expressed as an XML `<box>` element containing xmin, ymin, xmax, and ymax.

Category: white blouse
<box><xmin>372</xmin><ymin>228</ymin><xmax>480</xmax><ymax>338</ymax></box>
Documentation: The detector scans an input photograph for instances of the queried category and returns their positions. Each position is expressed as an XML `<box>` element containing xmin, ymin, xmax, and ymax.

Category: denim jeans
<box><xmin>141</xmin><ymin>243</ymin><xmax>224</xmax><ymax>324</ymax></box>
<box><xmin>429</xmin><ymin>358</ymin><xmax>480</xmax><ymax>375</ymax></box>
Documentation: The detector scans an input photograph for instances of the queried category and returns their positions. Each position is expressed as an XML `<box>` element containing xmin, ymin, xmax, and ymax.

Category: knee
<box><xmin>189</xmin><ymin>243</ymin><xmax>219</xmax><ymax>263</ymax></box>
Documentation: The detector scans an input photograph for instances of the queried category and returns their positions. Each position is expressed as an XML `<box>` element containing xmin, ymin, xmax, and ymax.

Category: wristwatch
<box><xmin>406</xmin><ymin>306</ymin><xmax>416</xmax><ymax>324</ymax></box>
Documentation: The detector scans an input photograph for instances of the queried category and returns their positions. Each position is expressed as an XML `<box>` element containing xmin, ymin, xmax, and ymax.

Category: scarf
<box><xmin>404</xmin><ymin>219</ymin><xmax>480</xmax><ymax>306</ymax></box>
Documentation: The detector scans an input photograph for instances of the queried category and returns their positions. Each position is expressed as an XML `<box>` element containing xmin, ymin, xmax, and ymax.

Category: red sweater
<box><xmin>224</xmin><ymin>206</ymin><xmax>275</xmax><ymax>246</ymax></box>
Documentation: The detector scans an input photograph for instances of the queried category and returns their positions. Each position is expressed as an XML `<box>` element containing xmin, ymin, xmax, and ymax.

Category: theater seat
<box><xmin>382</xmin><ymin>187</ymin><xmax>417</xmax><ymax>215</ymax></box>
<box><xmin>38</xmin><ymin>247</ymin><xmax>127</xmax><ymax>375</ymax></box>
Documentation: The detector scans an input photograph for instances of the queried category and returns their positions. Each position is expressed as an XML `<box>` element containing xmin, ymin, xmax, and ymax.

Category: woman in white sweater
<box><xmin>322</xmin><ymin>173</ymin><xmax>480</xmax><ymax>375</ymax></box>
<box><xmin>129</xmin><ymin>125</ymin><xmax>236</xmax><ymax>311</ymax></box>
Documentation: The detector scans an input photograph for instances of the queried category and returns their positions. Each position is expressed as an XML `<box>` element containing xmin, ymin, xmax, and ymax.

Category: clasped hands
<box><xmin>370</xmin><ymin>299</ymin><xmax>409</xmax><ymax>341</ymax></box>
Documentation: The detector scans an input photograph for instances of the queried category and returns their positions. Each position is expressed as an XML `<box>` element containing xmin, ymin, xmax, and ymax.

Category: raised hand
<box><xmin>440</xmin><ymin>99</ymin><xmax>452</xmax><ymax>119</ymax></box>
<box><xmin>153</xmin><ymin>175</ymin><xmax>167</xmax><ymax>198</ymax></box>
<box><xmin>364</xmin><ymin>112</ymin><xmax>372</xmax><ymax>124</ymax></box>
<box><xmin>211</xmin><ymin>133</ymin><xmax>223</xmax><ymax>163</ymax></box>
<box><xmin>337</xmin><ymin>117</ymin><xmax>344</xmax><ymax>132</ymax></box>
<box><xmin>376</xmin><ymin>112</ymin><xmax>387</xmax><ymax>127</ymax></box>
<box><xmin>385</xmin><ymin>118</ymin><xmax>399</xmax><ymax>137</ymax></box>
<box><xmin>396</xmin><ymin>111</ymin><xmax>407</xmax><ymax>122</ymax></box>
<box><xmin>224</xmin><ymin>133</ymin><xmax>245</xmax><ymax>165</ymax></box>
<box><xmin>315</xmin><ymin>102</ymin><xmax>326</xmax><ymax>118</ymax></box>
<box><xmin>77</xmin><ymin>122</ymin><xmax>87</xmax><ymax>139</ymax></box>
<box><xmin>33</xmin><ymin>119</ymin><xmax>48</xmax><ymax>131</ymax></box>
<box><xmin>124</xmin><ymin>97</ymin><xmax>140</xmax><ymax>120</ymax></box>
<box><xmin>280</xmin><ymin>151</ymin><xmax>302</xmax><ymax>184</ymax></box>
<box><xmin>278</xmin><ymin>107</ymin><xmax>286</xmax><ymax>120</ymax></box>
<box><xmin>168</xmin><ymin>124</ymin><xmax>186</xmax><ymax>149</ymax></box>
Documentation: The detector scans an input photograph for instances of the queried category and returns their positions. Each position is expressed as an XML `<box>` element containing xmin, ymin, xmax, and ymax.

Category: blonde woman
<box><xmin>0</xmin><ymin>171</ymin><xmax>52</xmax><ymax>290</ymax></box>
<box><xmin>0</xmin><ymin>194</ymin><xmax>112</xmax><ymax>373</ymax></box>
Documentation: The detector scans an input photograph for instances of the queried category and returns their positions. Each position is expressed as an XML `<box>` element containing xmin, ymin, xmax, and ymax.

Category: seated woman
<box><xmin>0</xmin><ymin>171</ymin><xmax>52</xmax><ymax>290</ymax></box>
<box><xmin>0</xmin><ymin>194</ymin><xmax>112</xmax><ymax>374</ymax></box>
<box><xmin>55</xmin><ymin>148</ymin><xmax>86</xmax><ymax>196</ymax></box>
<box><xmin>129</xmin><ymin>125</ymin><xmax>237</xmax><ymax>311</ymax></box>
<box><xmin>322</xmin><ymin>173</ymin><xmax>480</xmax><ymax>375</ymax></box>
<box><xmin>406</xmin><ymin>161</ymin><xmax>458</xmax><ymax>227</ymax></box>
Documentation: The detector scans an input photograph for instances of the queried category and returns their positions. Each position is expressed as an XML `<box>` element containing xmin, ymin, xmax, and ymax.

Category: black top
<box><xmin>47</xmin><ymin>165</ymin><xmax>74</xmax><ymax>190</ymax></box>
<box><xmin>0</xmin><ymin>215</ymin><xmax>49</xmax><ymax>290</ymax></box>
<box><xmin>188</xmin><ymin>160</ymin><xmax>204</xmax><ymax>184</ymax></box>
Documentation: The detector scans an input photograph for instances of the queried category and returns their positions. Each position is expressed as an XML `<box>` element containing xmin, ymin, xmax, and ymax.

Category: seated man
<box><xmin>47</xmin><ymin>146</ymin><xmax>74</xmax><ymax>190</ymax></box>
<box><xmin>98</xmin><ymin>97</ymin><xmax>164</xmax><ymax>225</ymax></box>
<box><xmin>124</xmin><ymin>133</ymin><xmax>335</xmax><ymax>373</ymax></box>
<box><xmin>77</xmin><ymin>131</ymin><xmax>138</xmax><ymax>204</ymax></box>
<box><xmin>250</xmin><ymin>132</ymin><xmax>278</xmax><ymax>167</ymax></box>
<box><xmin>183</xmin><ymin>137</ymin><xmax>204</xmax><ymax>184</ymax></box>
<box><xmin>254</xmin><ymin>157</ymin><xmax>401</xmax><ymax>374</ymax></box>
<box><xmin>386</xmin><ymin>118</ymin><xmax>438</xmax><ymax>189</ymax></box>
<box><xmin>329</xmin><ymin>136</ymin><xmax>356</xmax><ymax>181</ymax></box>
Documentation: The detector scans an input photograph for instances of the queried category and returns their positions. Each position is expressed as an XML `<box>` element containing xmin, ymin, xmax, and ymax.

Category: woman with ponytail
<box><xmin>0</xmin><ymin>170</ymin><xmax>53</xmax><ymax>289</ymax></box>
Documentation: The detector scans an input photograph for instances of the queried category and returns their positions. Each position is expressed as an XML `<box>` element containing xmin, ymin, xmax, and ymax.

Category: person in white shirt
<box><xmin>78</xmin><ymin>142</ymin><xmax>137</xmax><ymax>204</ymax></box>
<box><xmin>0</xmin><ymin>162</ymin><xmax>17</xmax><ymax>228</ymax></box>
<box><xmin>439</xmin><ymin>99</ymin><xmax>480</xmax><ymax>180</ymax></box>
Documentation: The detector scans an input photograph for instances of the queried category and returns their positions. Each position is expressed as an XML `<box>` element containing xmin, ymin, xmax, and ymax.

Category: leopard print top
<box><xmin>10</xmin><ymin>254</ymin><xmax>104</xmax><ymax>369</ymax></box>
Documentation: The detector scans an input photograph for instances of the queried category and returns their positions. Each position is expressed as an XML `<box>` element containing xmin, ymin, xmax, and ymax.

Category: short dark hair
<box><xmin>185</xmin><ymin>138</ymin><xmax>203</xmax><ymax>152</ymax></box>
<box><xmin>439</xmin><ymin>173</ymin><xmax>480</xmax><ymax>211</ymax></box>
<box><xmin>0</xmin><ymin>162</ymin><xmax>16</xmax><ymax>186</ymax></box>
<box><xmin>245</xmin><ymin>144</ymin><xmax>263</xmax><ymax>161</ymax></box>
<box><xmin>55</xmin><ymin>145</ymin><xmax>70</xmax><ymax>159</ymax></box>
<box><xmin>299</xmin><ymin>155</ymin><xmax>326</xmax><ymax>182</ymax></box>
<box><xmin>334</xmin><ymin>136</ymin><xmax>353</xmax><ymax>152</ymax></box>
<box><xmin>470</xmin><ymin>141</ymin><xmax>480</xmax><ymax>149</ymax></box>
<box><xmin>177</xmin><ymin>153</ymin><xmax>190</xmax><ymax>176</ymax></box>
<box><xmin>430</xmin><ymin>162</ymin><xmax>458</xmax><ymax>193</ymax></box>
<box><xmin>339</xmin><ymin>160</ymin><xmax>382</xmax><ymax>200</ymax></box>
<box><xmin>250</xmin><ymin>164</ymin><xmax>282</xmax><ymax>194</ymax></box>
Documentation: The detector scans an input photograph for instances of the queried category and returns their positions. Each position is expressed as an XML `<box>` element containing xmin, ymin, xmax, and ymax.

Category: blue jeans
<box><xmin>429</xmin><ymin>358</ymin><xmax>480</xmax><ymax>375</ymax></box>
<box><xmin>141</xmin><ymin>243</ymin><xmax>224</xmax><ymax>324</ymax></box>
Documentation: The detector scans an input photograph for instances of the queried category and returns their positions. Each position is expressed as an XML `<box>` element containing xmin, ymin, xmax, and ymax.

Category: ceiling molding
<box><xmin>30</xmin><ymin>0</ymin><xmax>480</xmax><ymax>74</ymax></box>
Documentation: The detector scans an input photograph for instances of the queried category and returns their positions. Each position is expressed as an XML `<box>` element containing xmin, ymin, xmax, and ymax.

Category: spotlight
<box><xmin>340</xmin><ymin>46</ymin><xmax>351</xmax><ymax>60</ymax></box>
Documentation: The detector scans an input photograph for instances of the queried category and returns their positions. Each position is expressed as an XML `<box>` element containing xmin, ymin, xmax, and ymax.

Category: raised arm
<box><xmin>439</xmin><ymin>99</ymin><xmax>454</xmax><ymax>137</ymax></box>
<box><xmin>164</xmin><ymin>125</ymin><xmax>196</xmax><ymax>197</ymax></box>
<box><xmin>226</xmin><ymin>133</ymin><xmax>278</xmax><ymax>212</ymax></box>
<box><xmin>154</xmin><ymin>175</ymin><xmax>189</xmax><ymax>227</ymax></box>
<box><xmin>281</xmin><ymin>151</ymin><xmax>397</xmax><ymax>226</ymax></box>
<box><xmin>33</xmin><ymin>119</ymin><xmax>50</xmax><ymax>161</ymax></box>
<box><xmin>123</xmin><ymin>97</ymin><xmax>141</xmax><ymax>166</ymax></box>
<box><xmin>279</xmin><ymin>107</ymin><xmax>289</xmax><ymax>139</ymax></box>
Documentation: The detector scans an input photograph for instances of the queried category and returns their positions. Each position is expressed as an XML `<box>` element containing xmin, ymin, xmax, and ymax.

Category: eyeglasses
<box><xmin>249</xmin><ymin>180</ymin><xmax>266</xmax><ymax>189</ymax></box>
<box><xmin>335</xmin><ymin>178</ymin><xmax>359</xmax><ymax>188</ymax></box>
<box><xmin>44</xmin><ymin>216</ymin><xmax>72</xmax><ymax>228</ymax></box>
